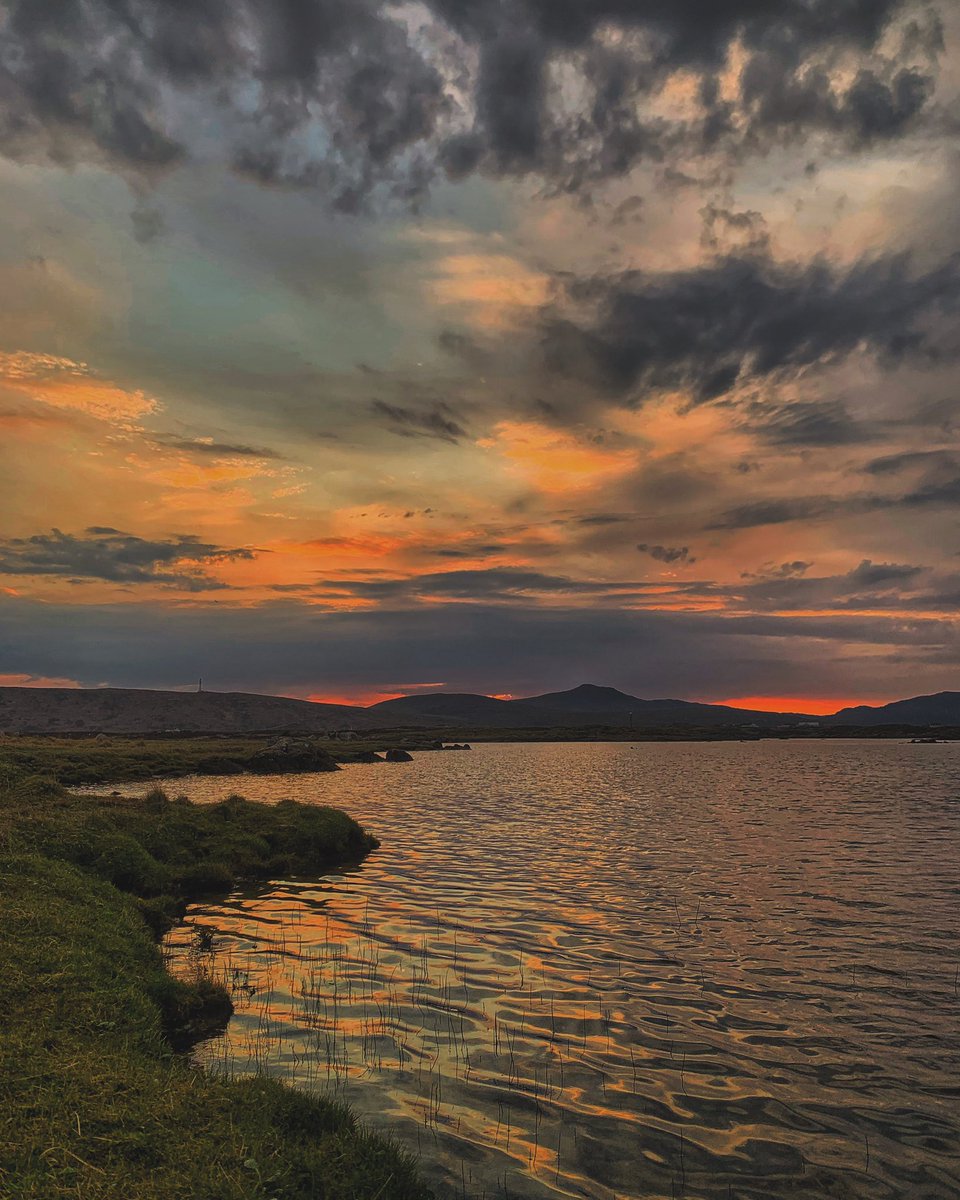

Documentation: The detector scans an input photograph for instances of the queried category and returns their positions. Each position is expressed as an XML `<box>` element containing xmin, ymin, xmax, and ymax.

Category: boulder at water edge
<box><xmin>246</xmin><ymin>738</ymin><xmax>340</xmax><ymax>774</ymax></box>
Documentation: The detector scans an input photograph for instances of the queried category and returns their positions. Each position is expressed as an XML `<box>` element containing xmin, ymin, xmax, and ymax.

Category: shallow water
<box><xmin>109</xmin><ymin>741</ymin><xmax>960</xmax><ymax>1198</ymax></box>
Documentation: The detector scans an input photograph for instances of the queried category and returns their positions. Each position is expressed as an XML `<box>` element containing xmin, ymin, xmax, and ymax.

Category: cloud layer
<box><xmin>0</xmin><ymin>0</ymin><xmax>958</xmax><ymax>704</ymax></box>
<box><xmin>0</xmin><ymin>0</ymin><xmax>948</xmax><ymax>207</ymax></box>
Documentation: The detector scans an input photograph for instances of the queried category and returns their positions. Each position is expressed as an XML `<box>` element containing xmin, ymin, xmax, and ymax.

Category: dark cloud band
<box><xmin>0</xmin><ymin>0</ymin><xmax>943</xmax><ymax>207</ymax></box>
<box><xmin>0</xmin><ymin>528</ymin><xmax>254</xmax><ymax>591</ymax></box>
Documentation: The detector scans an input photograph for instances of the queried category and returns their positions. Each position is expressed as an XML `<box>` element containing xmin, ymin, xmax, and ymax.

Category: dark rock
<box><xmin>246</xmin><ymin>738</ymin><xmax>340</xmax><ymax>774</ymax></box>
<box><xmin>385</xmin><ymin>748</ymin><xmax>413</xmax><ymax>762</ymax></box>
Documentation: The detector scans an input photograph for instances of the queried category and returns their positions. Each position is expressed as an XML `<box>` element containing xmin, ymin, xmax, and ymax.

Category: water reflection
<box><xmin>111</xmin><ymin>741</ymin><xmax>960</xmax><ymax>1198</ymax></box>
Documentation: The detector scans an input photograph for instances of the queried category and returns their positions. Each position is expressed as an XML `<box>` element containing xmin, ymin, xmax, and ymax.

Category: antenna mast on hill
<box><xmin>198</xmin><ymin>678</ymin><xmax>203</xmax><ymax>693</ymax></box>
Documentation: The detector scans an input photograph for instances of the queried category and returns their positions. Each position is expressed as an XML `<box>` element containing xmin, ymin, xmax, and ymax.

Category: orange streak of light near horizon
<box><xmin>716</xmin><ymin>696</ymin><xmax>883</xmax><ymax>716</ymax></box>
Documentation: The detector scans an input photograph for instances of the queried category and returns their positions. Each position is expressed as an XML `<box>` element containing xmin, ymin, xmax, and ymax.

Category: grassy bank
<box><xmin>0</xmin><ymin>735</ymin><xmax>455</xmax><ymax>787</ymax></box>
<box><xmin>0</xmin><ymin>767</ymin><xmax>433</xmax><ymax>1199</ymax></box>
<box><xmin>0</xmin><ymin>736</ymin><xmax>327</xmax><ymax>787</ymax></box>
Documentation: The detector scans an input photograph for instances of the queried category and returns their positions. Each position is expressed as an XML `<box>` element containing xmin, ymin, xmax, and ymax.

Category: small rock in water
<box><xmin>385</xmin><ymin>748</ymin><xmax>413</xmax><ymax>762</ymax></box>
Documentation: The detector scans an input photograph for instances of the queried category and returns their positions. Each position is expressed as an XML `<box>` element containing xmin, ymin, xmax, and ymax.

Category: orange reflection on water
<box><xmin>156</xmin><ymin>741</ymin><xmax>960</xmax><ymax>1200</ymax></box>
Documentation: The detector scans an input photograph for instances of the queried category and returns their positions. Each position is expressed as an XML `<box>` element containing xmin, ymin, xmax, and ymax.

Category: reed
<box><xmin>0</xmin><ymin>764</ymin><xmax>431</xmax><ymax>1200</ymax></box>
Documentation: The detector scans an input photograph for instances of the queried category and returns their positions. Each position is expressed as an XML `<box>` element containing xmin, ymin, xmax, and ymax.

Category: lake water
<box><xmin>108</xmin><ymin>741</ymin><xmax>960</xmax><ymax>1199</ymax></box>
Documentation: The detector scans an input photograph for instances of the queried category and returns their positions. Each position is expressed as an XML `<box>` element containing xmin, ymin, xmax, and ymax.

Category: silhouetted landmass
<box><xmin>515</xmin><ymin>683</ymin><xmax>805</xmax><ymax>726</ymax></box>
<box><xmin>830</xmin><ymin>691</ymin><xmax>960</xmax><ymax>726</ymax></box>
<box><xmin>2</xmin><ymin>682</ymin><xmax>960</xmax><ymax>736</ymax></box>
<box><xmin>369</xmin><ymin>683</ymin><xmax>809</xmax><ymax>728</ymax></box>
<box><xmin>0</xmin><ymin>687</ymin><xmax>386</xmax><ymax>734</ymax></box>
<box><xmin>368</xmin><ymin>692</ymin><xmax>556</xmax><ymax>727</ymax></box>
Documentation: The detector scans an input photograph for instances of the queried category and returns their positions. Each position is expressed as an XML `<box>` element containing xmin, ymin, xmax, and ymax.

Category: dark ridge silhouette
<box><xmin>0</xmin><ymin>687</ymin><xmax>380</xmax><ymax>735</ymax></box>
<box><xmin>370</xmin><ymin>684</ymin><xmax>809</xmax><ymax>727</ymax></box>
<box><xmin>1</xmin><ymin>682</ymin><xmax>957</xmax><ymax>735</ymax></box>
<box><xmin>829</xmin><ymin>691</ymin><xmax>960</xmax><ymax>726</ymax></box>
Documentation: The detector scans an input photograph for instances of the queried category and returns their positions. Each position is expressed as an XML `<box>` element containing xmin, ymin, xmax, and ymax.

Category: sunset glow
<box><xmin>715</xmin><ymin>697</ymin><xmax>883</xmax><ymax>717</ymax></box>
<box><xmin>0</xmin><ymin>0</ymin><xmax>957</xmax><ymax>705</ymax></box>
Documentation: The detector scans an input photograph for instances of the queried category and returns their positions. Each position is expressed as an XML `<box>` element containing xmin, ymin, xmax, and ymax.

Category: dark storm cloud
<box><xmin>862</xmin><ymin>451</ymin><xmax>960</xmax><ymax>507</ymax></box>
<box><xmin>709</xmin><ymin>496</ymin><xmax>850</xmax><ymax>529</ymax></box>
<box><xmin>370</xmin><ymin>399</ymin><xmax>467</xmax><ymax>443</ymax></box>
<box><xmin>130</xmin><ymin>204</ymin><xmax>165</xmax><ymax>244</ymax></box>
<box><xmin>433</xmin><ymin>0</ymin><xmax>940</xmax><ymax>189</ymax></box>
<box><xmin>741</xmin><ymin>561</ymin><xmax>812</xmax><ymax>580</ymax></box>
<box><xmin>437</xmin><ymin>329</ymin><xmax>494</xmax><ymax>370</ymax></box>
<box><xmin>0</xmin><ymin>0</ymin><xmax>447</xmax><ymax>208</ymax></box>
<box><xmin>0</xmin><ymin>528</ymin><xmax>254</xmax><ymax>591</ymax></box>
<box><xmin>864</xmin><ymin>449</ymin><xmax>959</xmax><ymax>474</ymax></box>
<box><xmin>901</xmin><ymin>471</ymin><xmax>960</xmax><ymax>507</ymax></box>
<box><xmin>542</xmin><ymin>251</ymin><xmax>960</xmax><ymax>402</ymax></box>
<box><xmin>2</xmin><ymin>593</ymin><xmax>956</xmax><ymax>701</ymax></box>
<box><xmin>637</xmin><ymin>544</ymin><xmax>695</xmax><ymax>564</ymax></box>
<box><xmin>157</xmin><ymin>437</ymin><xmax>284</xmax><ymax>459</ymax></box>
<box><xmin>847</xmin><ymin>559</ymin><xmax>925</xmax><ymax>587</ymax></box>
<box><xmin>317</xmin><ymin>567</ymin><xmax>667</xmax><ymax>603</ymax></box>
<box><xmin>0</xmin><ymin>0</ymin><xmax>943</xmax><ymax>205</ymax></box>
<box><xmin>430</xmin><ymin>544</ymin><xmax>507</xmax><ymax>558</ymax></box>
<box><xmin>712</xmin><ymin>459</ymin><xmax>960</xmax><ymax>528</ymax></box>
<box><xmin>576</xmin><ymin>513</ymin><xmax>632</xmax><ymax>526</ymax></box>
<box><xmin>747</xmin><ymin>399</ymin><xmax>869</xmax><ymax>447</ymax></box>
<box><xmin>736</xmin><ymin>559</ymin><xmax>928</xmax><ymax>611</ymax></box>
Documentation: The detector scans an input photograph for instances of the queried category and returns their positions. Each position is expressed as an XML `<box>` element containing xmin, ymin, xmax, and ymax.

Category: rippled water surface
<box><xmin>121</xmin><ymin>741</ymin><xmax>960</xmax><ymax>1198</ymax></box>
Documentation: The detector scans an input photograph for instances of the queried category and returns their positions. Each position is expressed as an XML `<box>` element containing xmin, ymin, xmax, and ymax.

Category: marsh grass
<box><xmin>0</xmin><ymin>736</ymin><xmax>271</xmax><ymax>786</ymax></box>
<box><xmin>0</xmin><ymin>734</ymin><xmax>440</xmax><ymax>788</ymax></box>
<box><xmin>0</xmin><ymin>766</ymin><xmax>432</xmax><ymax>1200</ymax></box>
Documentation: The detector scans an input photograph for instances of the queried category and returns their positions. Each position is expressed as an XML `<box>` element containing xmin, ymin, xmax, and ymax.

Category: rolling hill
<box><xmin>830</xmin><ymin>691</ymin><xmax>960</xmax><ymax>726</ymax></box>
<box><xmin>1</xmin><ymin>682</ymin><xmax>956</xmax><ymax>735</ymax></box>
<box><xmin>370</xmin><ymin>683</ymin><xmax>809</xmax><ymax>728</ymax></box>
<box><xmin>517</xmin><ymin>683</ymin><xmax>804</xmax><ymax>726</ymax></box>
<box><xmin>0</xmin><ymin>687</ymin><xmax>378</xmax><ymax>735</ymax></box>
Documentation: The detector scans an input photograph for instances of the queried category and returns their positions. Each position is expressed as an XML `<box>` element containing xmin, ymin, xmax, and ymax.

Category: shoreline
<box><xmin>0</xmin><ymin>764</ymin><xmax>433</xmax><ymax>1199</ymax></box>
<box><xmin>3</xmin><ymin>724</ymin><xmax>958</xmax><ymax>788</ymax></box>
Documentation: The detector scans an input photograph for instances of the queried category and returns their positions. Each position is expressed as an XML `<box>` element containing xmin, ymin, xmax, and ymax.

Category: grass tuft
<box><xmin>0</xmin><ymin>763</ymin><xmax>431</xmax><ymax>1200</ymax></box>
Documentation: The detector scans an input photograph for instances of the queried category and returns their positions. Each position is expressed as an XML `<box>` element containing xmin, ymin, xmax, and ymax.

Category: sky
<box><xmin>1</xmin><ymin>0</ymin><xmax>959</xmax><ymax>710</ymax></box>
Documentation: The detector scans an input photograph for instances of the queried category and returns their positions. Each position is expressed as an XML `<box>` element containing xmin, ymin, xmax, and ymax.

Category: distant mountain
<box><xmin>518</xmin><ymin>683</ymin><xmax>797</xmax><ymax>725</ymax></box>
<box><xmin>373</xmin><ymin>683</ymin><xmax>809</xmax><ymax>728</ymax></box>
<box><xmin>830</xmin><ymin>691</ymin><xmax>960</xmax><ymax>726</ymax></box>
<box><xmin>0</xmin><ymin>687</ymin><xmax>379</xmax><ymax>735</ymax></box>
<box><xmin>3</xmin><ymin>682</ymin><xmax>956</xmax><ymax>736</ymax></box>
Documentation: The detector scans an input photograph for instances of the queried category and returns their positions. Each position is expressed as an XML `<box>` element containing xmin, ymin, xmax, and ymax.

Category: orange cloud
<box><xmin>430</xmin><ymin>253</ymin><xmax>550</xmax><ymax>329</ymax></box>
<box><xmin>125</xmin><ymin>452</ymin><xmax>270</xmax><ymax>489</ymax></box>
<box><xmin>0</xmin><ymin>673</ymin><xmax>83</xmax><ymax>688</ymax></box>
<box><xmin>0</xmin><ymin>351</ymin><xmax>156</xmax><ymax>423</ymax></box>
<box><xmin>303</xmin><ymin>534</ymin><xmax>408</xmax><ymax>559</ymax></box>
<box><xmin>479</xmin><ymin>420</ymin><xmax>639</xmax><ymax>493</ymax></box>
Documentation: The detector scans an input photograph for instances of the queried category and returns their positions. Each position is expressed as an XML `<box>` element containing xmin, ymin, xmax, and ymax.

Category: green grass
<box><xmin>0</xmin><ymin>736</ymin><xmax>308</xmax><ymax>787</ymax></box>
<box><xmin>0</xmin><ymin>734</ymin><xmax>448</xmax><ymax>787</ymax></box>
<box><xmin>0</xmin><ymin>767</ymin><xmax>433</xmax><ymax>1200</ymax></box>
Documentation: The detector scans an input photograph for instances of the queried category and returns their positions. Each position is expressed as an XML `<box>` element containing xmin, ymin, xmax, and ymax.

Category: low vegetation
<box><xmin>0</xmin><ymin>734</ymin><xmax>450</xmax><ymax>787</ymax></box>
<box><xmin>0</xmin><ymin>764</ymin><xmax>433</xmax><ymax>1200</ymax></box>
<box><xmin>0</xmin><ymin>736</ymin><xmax>309</xmax><ymax>786</ymax></box>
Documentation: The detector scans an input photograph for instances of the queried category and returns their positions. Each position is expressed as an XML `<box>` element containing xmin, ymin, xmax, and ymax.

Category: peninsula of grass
<box><xmin>0</xmin><ymin>734</ymin><xmax>452</xmax><ymax>787</ymax></box>
<box><xmin>0</xmin><ymin>766</ymin><xmax>433</xmax><ymax>1200</ymax></box>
